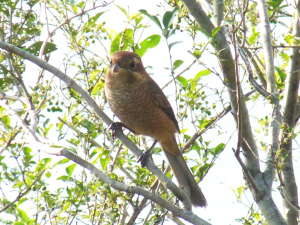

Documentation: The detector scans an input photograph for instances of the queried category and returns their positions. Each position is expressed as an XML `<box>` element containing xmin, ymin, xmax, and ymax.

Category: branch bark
<box><xmin>279</xmin><ymin>2</ymin><xmax>300</xmax><ymax>224</ymax></box>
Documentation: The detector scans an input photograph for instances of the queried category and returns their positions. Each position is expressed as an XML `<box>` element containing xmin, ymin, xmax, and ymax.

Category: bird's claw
<box><xmin>137</xmin><ymin>150</ymin><xmax>151</xmax><ymax>167</ymax></box>
<box><xmin>109</xmin><ymin>122</ymin><xmax>123</xmax><ymax>139</ymax></box>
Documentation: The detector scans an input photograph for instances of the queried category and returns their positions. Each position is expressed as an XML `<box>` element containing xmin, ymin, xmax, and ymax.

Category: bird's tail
<box><xmin>160</xmin><ymin>136</ymin><xmax>207</xmax><ymax>207</ymax></box>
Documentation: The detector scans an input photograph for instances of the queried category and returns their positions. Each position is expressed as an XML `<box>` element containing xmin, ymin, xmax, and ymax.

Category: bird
<box><xmin>105</xmin><ymin>51</ymin><xmax>207</xmax><ymax>207</ymax></box>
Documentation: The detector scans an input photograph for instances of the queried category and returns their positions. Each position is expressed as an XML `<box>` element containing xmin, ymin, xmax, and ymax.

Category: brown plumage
<box><xmin>105</xmin><ymin>51</ymin><xmax>207</xmax><ymax>207</ymax></box>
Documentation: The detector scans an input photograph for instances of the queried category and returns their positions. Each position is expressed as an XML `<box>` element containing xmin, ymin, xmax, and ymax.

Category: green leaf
<box><xmin>177</xmin><ymin>76</ymin><xmax>188</xmax><ymax>87</ymax></box>
<box><xmin>173</xmin><ymin>60</ymin><xmax>183</xmax><ymax>70</ymax></box>
<box><xmin>135</xmin><ymin>34</ymin><xmax>161</xmax><ymax>57</ymax></box>
<box><xmin>1</xmin><ymin>115</ymin><xmax>10</xmax><ymax>126</ymax></box>
<box><xmin>91</xmin><ymin>82</ymin><xmax>104</xmax><ymax>95</ymax></box>
<box><xmin>66</xmin><ymin>163</ymin><xmax>77</xmax><ymax>176</ymax></box>
<box><xmin>100</xmin><ymin>150</ymin><xmax>110</xmax><ymax>170</ymax></box>
<box><xmin>25</xmin><ymin>41</ymin><xmax>57</xmax><ymax>56</ymax></box>
<box><xmin>169</xmin><ymin>41</ymin><xmax>182</xmax><ymax>50</ymax></box>
<box><xmin>284</xmin><ymin>33</ymin><xmax>293</xmax><ymax>45</ymax></box>
<box><xmin>266</xmin><ymin>1</ymin><xmax>279</xmax><ymax>8</ymax></box>
<box><xmin>52</xmin><ymin>158</ymin><xmax>70</xmax><ymax>168</ymax></box>
<box><xmin>199</xmin><ymin>118</ymin><xmax>211</xmax><ymax>129</ymax></box>
<box><xmin>17</xmin><ymin>208</ymin><xmax>28</xmax><ymax>222</ymax></box>
<box><xmin>116</xmin><ymin>5</ymin><xmax>128</xmax><ymax>18</ymax></box>
<box><xmin>162</xmin><ymin>7</ymin><xmax>179</xmax><ymax>29</ymax></box>
<box><xmin>110</xmin><ymin>29</ymin><xmax>134</xmax><ymax>54</ymax></box>
<box><xmin>194</xmin><ymin>69</ymin><xmax>211</xmax><ymax>81</ymax></box>
<box><xmin>111</xmin><ymin>33</ymin><xmax>122</xmax><ymax>53</ymax></box>
<box><xmin>63</xmin><ymin>201</ymin><xmax>71</xmax><ymax>211</ymax></box>
<box><xmin>27</xmin><ymin>0</ymin><xmax>39</xmax><ymax>8</ymax></box>
<box><xmin>37</xmin><ymin>158</ymin><xmax>51</xmax><ymax>171</ymax></box>
<box><xmin>45</xmin><ymin>171</ymin><xmax>51</xmax><ymax>178</ymax></box>
<box><xmin>249</xmin><ymin>32</ymin><xmax>260</xmax><ymax>45</ymax></box>
<box><xmin>139</xmin><ymin>9</ymin><xmax>162</xmax><ymax>30</ymax></box>
<box><xmin>82</xmin><ymin>119</ymin><xmax>95</xmax><ymax>133</ymax></box>
<box><xmin>193</xmin><ymin>26</ymin><xmax>211</xmax><ymax>37</ymax></box>
<box><xmin>23</xmin><ymin>147</ymin><xmax>32</xmax><ymax>155</ymax></box>
<box><xmin>213</xmin><ymin>143</ymin><xmax>225</xmax><ymax>155</ymax></box>
<box><xmin>82</xmin><ymin>12</ymin><xmax>105</xmax><ymax>31</ymax></box>
<box><xmin>57</xmin><ymin>175</ymin><xmax>74</xmax><ymax>182</ymax></box>
<box><xmin>130</xmin><ymin>12</ymin><xmax>143</xmax><ymax>25</ymax></box>
<box><xmin>180</xmin><ymin>128</ymin><xmax>188</xmax><ymax>133</ymax></box>
<box><xmin>275</xmin><ymin>66</ymin><xmax>286</xmax><ymax>83</ymax></box>
<box><xmin>16</xmin><ymin>198</ymin><xmax>27</xmax><ymax>206</ymax></box>
<box><xmin>212</xmin><ymin>26</ymin><xmax>222</xmax><ymax>37</ymax></box>
<box><xmin>77</xmin><ymin>1</ymin><xmax>85</xmax><ymax>8</ymax></box>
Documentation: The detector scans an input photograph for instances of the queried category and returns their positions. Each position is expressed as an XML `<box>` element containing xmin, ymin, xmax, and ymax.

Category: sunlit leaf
<box><xmin>25</xmin><ymin>41</ymin><xmax>57</xmax><ymax>56</ymax></box>
<box><xmin>249</xmin><ymin>32</ymin><xmax>260</xmax><ymax>44</ymax></box>
<box><xmin>100</xmin><ymin>150</ymin><xmax>110</xmax><ymax>170</ymax></box>
<box><xmin>173</xmin><ymin>59</ymin><xmax>183</xmax><ymax>70</ymax></box>
<box><xmin>212</xmin><ymin>26</ymin><xmax>222</xmax><ymax>37</ymax></box>
<box><xmin>162</xmin><ymin>7</ymin><xmax>179</xmax><ymax>29</ymax></box>
<box><xmin>135</xmin><ymin>34</ymin><xmax>161</xmax><ymax>57</ymax></box>
<box><xmin>275</xmin><ymin>66</ymin><xmax>286</xmax><ymax>83</ymax></box>
<box><xmin>116</xmin><ymin>5</ymin><xmax>128</xmax><ymax>18</ymax></box>
<box><xmin>139</xmin><ymin>9</ymin><xmax>162</xmax><ymax>30</ymax></box>
<box><xmin>177</xmin><ymin>76</ymin><xmax>188</xmax><ymax>87</ymax></box>
<box><xmin>17</xmin><ymin>208</ymin><xmax>28</xmax><ymax>222</ymax></box>
<box><xmin>66</xmin><ymin>163</ymin><xmax>77</xmax><ymax>176</ymax></box>
<box><xmin>194</xmin><ymin>69</ymin><xmax>211</xmax><ymax>81</ymax></box>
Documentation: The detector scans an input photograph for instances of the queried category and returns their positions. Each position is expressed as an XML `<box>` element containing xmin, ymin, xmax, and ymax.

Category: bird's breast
<box><xmin>105</xmin><ymin>84</ymin><xmax>177</xmax><ymax>140</ymax></box>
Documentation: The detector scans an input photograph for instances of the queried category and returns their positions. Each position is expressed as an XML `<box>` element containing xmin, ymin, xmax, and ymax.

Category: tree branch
<box><xmin>278</xmin><ymin>2</ymin><xmax>300</xmax><ymax>223</ymax></box>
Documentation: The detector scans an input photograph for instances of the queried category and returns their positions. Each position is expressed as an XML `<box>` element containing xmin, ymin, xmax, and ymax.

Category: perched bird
<box><xmin>105</xmin><ymin>51</ymin><xmax>207</xmax><ymax>207</ymax></box>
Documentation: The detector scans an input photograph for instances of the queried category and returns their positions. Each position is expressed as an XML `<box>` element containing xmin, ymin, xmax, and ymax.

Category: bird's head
<box><xmin>106</xmin><ymin>51</ymin><xmax>147</xmax><ymax>88</ymax></box>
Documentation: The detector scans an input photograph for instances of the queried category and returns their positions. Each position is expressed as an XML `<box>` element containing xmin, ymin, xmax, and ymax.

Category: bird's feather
<box><xmin>147</xmin><ymin>78</ymin><xmax>180</xmax><ymax>133</ymax></box>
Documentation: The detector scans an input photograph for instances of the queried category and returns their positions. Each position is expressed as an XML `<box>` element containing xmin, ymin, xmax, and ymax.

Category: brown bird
<box><xmin>105</xmin><ymin>51</ymin><xmax>207</xmax><ymax>207</ymax></box>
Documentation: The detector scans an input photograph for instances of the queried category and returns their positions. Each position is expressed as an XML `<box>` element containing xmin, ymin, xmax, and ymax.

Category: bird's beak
<box><xmin>113</xmin><ymin>63</ymin><xmax>121</xmax><ymax>73</ymax></box>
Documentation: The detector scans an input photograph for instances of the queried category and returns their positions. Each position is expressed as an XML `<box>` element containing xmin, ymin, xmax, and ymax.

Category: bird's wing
<box><xmin>147</xmin><ymin>78</ymin><xmax>180</xmax><ymax>133</ymax></box>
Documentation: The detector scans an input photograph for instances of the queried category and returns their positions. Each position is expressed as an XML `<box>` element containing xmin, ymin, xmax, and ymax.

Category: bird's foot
<box><xmin>109</xmin><ymin>122</ymin><xmax>136</xmax><ymax>139</ymax></box>
<box><xmin>137</xmin><ymin>149</ymin><xmax>151</xmax><ymax>167</ymax></box>
<box><xmin>109</xmin><ymin>122</ymin><xmax>123</xmax><ymax>139</ymax></box>
<box><xmin>137</xmin><ymin>140</ymin><xmax>158</xmax><ymax>167</ymax></box>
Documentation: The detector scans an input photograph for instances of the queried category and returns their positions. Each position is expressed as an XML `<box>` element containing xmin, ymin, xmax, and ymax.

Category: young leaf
<box><xmin>135</xmin><ymin>34</ymin><xmax>161</xmax><ymax>57</ymax></box>
<box><xmin>169</xmin><ymin>41</ymin><xmax>182</xmax><ymax>50</ymax></box>
<box><xmin>66</xmin><ymin>163</ymin><xmax>77</xmax><ymax>176</ymax></box>
<box><xmin>249</xmin><ymin>32</ymin><xmax>260</xmax><ymax>44</ymax></box>
<box><xmin>100</xmin><ymin>150</ymin><xmax>110</xmax><ymax>170</ymax></box>
<box><xmin>17</xmin><ymin>208</ymin><xmax>28</xmax><ymax>222</ymax></box>
<box><xmin>116</xmin><ymin>5</ymin><xmax>128</xmax><ymax>18</ymax></box>
<box><xmin>173</xmin><ymin>59</ymin><xmax>183</xmax><ymax>70</ymax></box>
<box><xmin>194</xmin><ymin>69</ymin><xmax>211</xmax><ymax>81</ymax></box>
<box><xmin>212</xmin><ymin>26</ymin><xmax>222</xmax><ymax>37</ymax></box>
<box><xmin>82</xmin><ymin>12</ymin><xmax>105</xmax><ymax>31</ymax></box>
<box><xmin>177</xmin><ymin>76</ymin><xmax>188</xmax><ymax>87</ymax></box>
<box><xmin>139</xmin><ymin>9</ymin><xmax>162</xmax><ymax>30</ymax></box>
<box><xmin>25</xmin><ymin>41</ymin><xmax>57</xmax><ymax>56</ymax></box>
<box><xmin>162</xmin><ymin>7</ymin><xmax>179</xmax><ymax>29</ymax></box>
<box><xmin>275</xmin><ymin>66</ymin><xmax>286</xmax><ymax>83</ymax></box>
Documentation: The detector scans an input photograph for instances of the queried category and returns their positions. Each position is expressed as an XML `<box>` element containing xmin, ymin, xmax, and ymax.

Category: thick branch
<box><xmin>256</xmin><ymin>0</ymin><xmax>276</xmax><ymax>93</ymax></box>
<box><xmin>279</xmin><ymin>3</ymin><xmax>300</xmax><ymax>224</ymax></box>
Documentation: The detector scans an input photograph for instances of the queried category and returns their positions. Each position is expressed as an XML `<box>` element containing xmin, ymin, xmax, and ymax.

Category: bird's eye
<box><xmin>129</xmin><ymin>61</ymin><xmax>136</xmax><ymax>69</ymax></box>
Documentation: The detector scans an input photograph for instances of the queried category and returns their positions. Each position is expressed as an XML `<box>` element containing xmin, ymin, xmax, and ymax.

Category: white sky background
<box><xmin>5</xmin><ymin>0</ymin><xmax>300</xmax><ymax>224</ymax></box>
